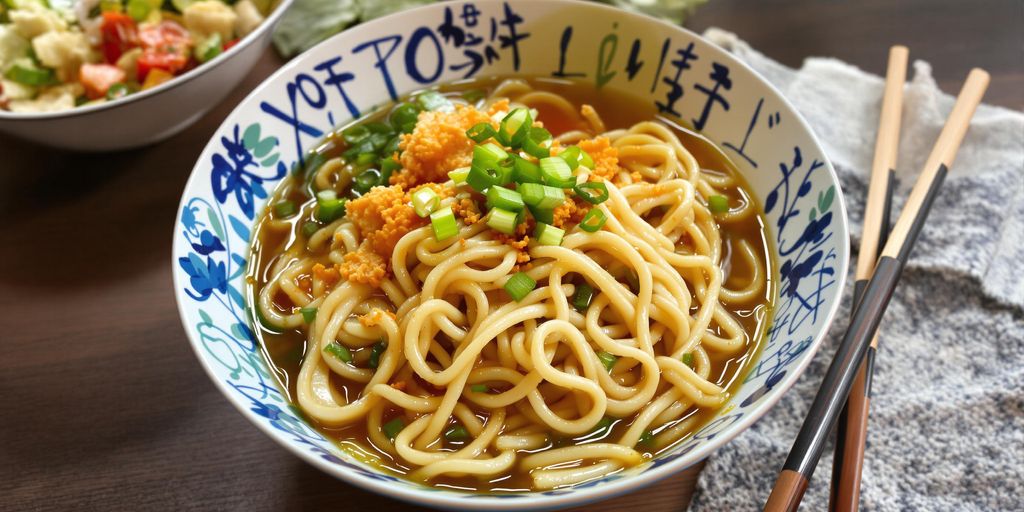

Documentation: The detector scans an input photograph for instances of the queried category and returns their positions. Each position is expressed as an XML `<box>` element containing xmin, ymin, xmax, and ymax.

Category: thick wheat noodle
<box><xmin>255</xmin><ymin>81</ymin><xmax>770</xmax><ymax>489</ymax></box>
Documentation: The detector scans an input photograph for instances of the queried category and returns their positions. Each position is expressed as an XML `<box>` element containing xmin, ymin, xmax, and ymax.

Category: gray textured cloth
<box><xmin>691</xmin><ymin>29</ymin><xmax>1024</xmax><ymax>511</ymax></box>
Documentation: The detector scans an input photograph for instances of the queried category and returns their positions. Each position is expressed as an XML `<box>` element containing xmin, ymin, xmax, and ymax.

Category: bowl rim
<box><xmin>0</xmin><ymin>0</ymin><xmax>295</xmax><ymax>121</ymax></box>
<box><xmin>173</xmin><ymin>0</ymin><xmax>850</xmax><ymax>509</ymax></box>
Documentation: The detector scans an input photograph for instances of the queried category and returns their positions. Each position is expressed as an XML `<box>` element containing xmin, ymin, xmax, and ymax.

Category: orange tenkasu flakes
<box><xmin>392</xmin><ymin>104</ymin><xmax>494</xmax><ymax>188</ymax></box>
<box><xmin>337</xmin><ymin>246</ymin><xmax>387</xmax><ymax>287</ymax></box>
<box><xmin>576</xmin><ymin>137</ymin><xmax>620</xmax><ymax>182</ymax></box>
<box><xmin>344</xmin><ymin>185</ymin><xmax>427</xmax><ymax>256</ymax></box>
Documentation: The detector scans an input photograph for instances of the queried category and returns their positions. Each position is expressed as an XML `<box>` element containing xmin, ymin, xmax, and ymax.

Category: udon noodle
<box><xmin>250</xmin><ymin>77</ymin><xmax>773</xmax><ymax>491</ymax></box>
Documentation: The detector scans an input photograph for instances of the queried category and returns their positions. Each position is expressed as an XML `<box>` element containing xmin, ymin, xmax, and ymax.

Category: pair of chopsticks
<box><xmin>763</xmin><ymin>48</ymin><xmax>990</xmax><ymax>512</ymax></box>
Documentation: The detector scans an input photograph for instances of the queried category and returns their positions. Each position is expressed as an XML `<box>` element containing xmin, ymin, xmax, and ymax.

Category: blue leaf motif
<box><xmin>798</xmin><ymin>181</ymin><xmax>812</xmax><ymax>197</ymax></box>
<box><xmin>765</xmin><ymin>189</ymin><xmax>778</xmax><ymax>213</ymax></box>
<box><xmin>181</xmin><ymin>205</ymin><xmax>200</xmax><ymax>235</ymax></box>
<box><xmin>243</xmin><ymin>123</ymin><xmax>261</xmax><ymax>150</ymax></box>
<box><xmin>229</xmin><ymin>214</ymin><xmax>251</xmax><ymax>242</ymax></box>
<box><xmin>178</xmin><ymin>253</ymin><xmax>228</xmax><ymax>301</ymax></box>
<box><xmin>227</xmin><ymin>284</ymin><xmax>245</xmax><ymax>309</ymax></box>
<box><xmin>190</xmin><ymin>229</ymin><xmax>225</xmax><ymax>255</ymax></box>
<box><xmin>211</xmin><ymin>125</ymin><xmax>286</xmax><ymax>219</ymax></box>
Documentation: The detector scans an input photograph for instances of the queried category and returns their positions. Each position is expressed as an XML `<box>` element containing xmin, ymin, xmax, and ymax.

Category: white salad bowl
<box><xmin>0</xmin><ymin>0</ymin><xmax>294</xmax><ymax>151</ymax></box>
<box><xmin>172</xmin><ymin>1</ymin><xmax>850</xmax><ymax>509</ymax></box>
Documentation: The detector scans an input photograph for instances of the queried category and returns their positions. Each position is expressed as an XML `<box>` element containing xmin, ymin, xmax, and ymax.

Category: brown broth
<box><xmin>247</xmin><ymin>76</ymin><xmax>776</xmax><ymax>492</ymax></box>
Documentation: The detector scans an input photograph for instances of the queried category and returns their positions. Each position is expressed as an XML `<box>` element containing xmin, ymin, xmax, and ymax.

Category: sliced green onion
<box><xmin>574</xmin><ymin>182</ymin><xmax>609</xmax><ymax>205</ymax></box>
<box><xmin>486</xmin><ymin>186</ymin><xmax>524</xmax><ymax>212</ymax></box>
<box><xmin>379</xmin><ymin>157</ymin><xmax>400</xmax><ymax>185</ymax></box>
<box><xmin>470</xmin><ymin>384</ymin><xmax>489</xmax><ymax>393</ymax></box>
<box><xmin>356</xmin><ymin>152</ymin><xmax>377</xmax><ymax>165</ymax></box>
<box><xmin>341</xmin><ymin>124</ymin><xmax>370</xmax><ymax>144</ymax></box>
<box><xmin>448</xmin><ymin>167</ymin><xmax>470</xmax><ymax>185</ymax></box>
<box><xmin>638</xmin><ymin>430</ymin><xmax>655</xmax><ymax>446</ymax></box>
<box><xmin>528</xmin><ymin>205</ymin><xmax>554</xmax><ymax>225</ymax></box>
<box><xmin>383</xmin><ymin>418</ymin><xmax>405</xmax><ymax>440</ymax></box>
<box><xmin>273</xmin><ymin>200</ymin><xmax>297</xmax><ymax>218</ymax></box>
<box><xmin>301</xmin><ymin>221</ymin><xmax>320</xmax><ymax>238</ymax></box>
<box><xmin>534</xmin><ymin>223</ymin><xmax>564</xmax><ymax>246</ymax></box>
<box><xmin>412</xmin><ymin>187</ymin><xmax>440</xmax><ymax>217</ymax></box>
<box><xmin>512</xmin><ymin>156</ymin><xmax>543</xmax><ymax>184</ymax></box>
<box><xmin>195</xmin><ymin>32</ymin><xmax>222</xmax><ymax>62</ymax></box>
<box><xmin>324</xmin><ymin>342</ymin><xmax>352</xmax><ymax>363</ymax></box>
<box><xmin>466</xmin><ymin>122</ymin><xmax>496</xmax><ymax>143</ymax></box>
<box><xmin>472</xmin><ymin>143</ymin><xmax>509</xmax><ymax>173</ymax></box>
<box><xmin>558</xmin><ymin>146</ymin><xmax>582</xmax><ymax>171</ymax></box>
<box><xmin>579</xmin><ymin>208</ymin><xmax>607</xmax><ymax>232</ymax></box>
<box><xmin>708</xmin><ymin>194</ymin><xmax>730</xmax><ymax>214</ymax></box>
<box><xmin>444</xmin><ymin>425</ymin><xmax>470</xmax><ymax>442</ymax></box>
<box><xmin>500</xmin><ymin>108</ymin><xmax>532</xmax><ymax>147</ymax></box>
<box><xmin>369</xmin><ymin>341</ymin><xmax>386</xmax><ymax>370</ymax></box>
<box><xmin>353</xmin><ymin>169</ymin><xmax>381</xmax><ymax>193</ymax></box>
<box><xmin>315</xmin><ymin>190</ymin><xmax>347</xmax><ymax>222</ymax></box>
<box><xmin>300</xmin><ymin>306</ymin><xmax>317</xmax><ymax>323</ymax></box>
<box><xmin>523</xmin><ymin>138</ymin><xmax>550</xmax><ymax>159</ymax></box>
<box><xmin>462</xmin><ymin>89</ymin><xmax>486</xmax><ymax>103</ymax></box>
<box><xmin>106</xmin><ymin>82</ymin><xmax>130</xmax><ymax>100</ymax></box>
<box><xmin>467</xmin><ymin>166</ymin><xmax>501</xmax><ymax>193</ymax></box>
<box><xmin>494</xmin><ymin>161</ymin><xmax>515</xmax><ymax>185</ymax></box>
<box><xmin>430</xmin><ymin>206</ymin><xmax>459</xmax><ymax>241</ymax></box>
<box><xmin>572</xmin><ymin>283</ymin><xmax>594</xmax><ymax>311</ymax></box>
<box><xmin>519</xmin><ymin>183</ymin><xmax>566</xmax><ymax>209</ymax></box>
<box><xmin>389</xmin><ymin>103</ymin><xmax>421</xmax><ymax>132</ymax></box>
<box><xmin>487</xmin><ymin>208</ymin><xmax>519</xmax><ymax>235</ymax></box>
<box><xmin>597</xmin><ymin>351</ymin><xmax>617</xmax><ymax>372</ymax></box>
<box><xmin>503</xmin><ymin>272</ymin><xmax>537</xmax><ymax>302</ymax></box>
<box><xmin>365</xmin><ymin>121</ymin><xmax>393</xmax><ymax>134</ymax></box>
<box><xmin>382</xmin><ymin>134</ymin><xmax>402</xmax><ymax>157</ymax></box>
<box><xmin>539</xmin><ymin>157</ymin><xmax>574</xmax><ymax>188</ymax></box>
<box><xmin>579</xmin><ymin>149</ymin><xmax>595</xmax><ymax>169</ymax></box>
<box><xmin>4</xmin><ymin>60</ymin><xmax>54</xmax><ymax>86</ymax></box>
<box><xmin>127</xmin><ymin>0</ymin><xmax>152</xmax><ymax>20</ymax></box>
<box><xmin>416</xmin><ymin>90</ymin><xmax>453</xmax><ymax>112</ymax></box>
<box><xmin>682</xmin><ymin>352</ymin><xmax>694</xmax><ymax>367</ymax></box>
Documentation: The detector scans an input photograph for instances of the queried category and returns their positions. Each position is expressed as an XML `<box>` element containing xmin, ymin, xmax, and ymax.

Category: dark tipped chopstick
<box><xmin>828</xmin><ymin>45</ymin><xmax>909</xmax><ymax>512</ymax></box>
<box><xmin>763</xmin><ymin>67</ymin><xmax>990</xmax><ymax>512</ymax></box>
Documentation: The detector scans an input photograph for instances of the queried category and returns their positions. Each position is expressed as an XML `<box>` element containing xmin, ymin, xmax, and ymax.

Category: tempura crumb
<box><xmin>338</xmin><ymin>245</ymin><xmax>387</xmax><ymax>287</ymax></box>
<box><xmin>452</xmin><ymin>197</ymin><xmax>483</xmax><ymax>225</ymax></box>
<box><xmin>577</xmin><ymin>137</ymin><xmax>620</xmax><ymax>182</ymax></box>
<box><xmin>312</xmin><ymin>262</ymin><xmax>340</xmax><ymax>287</ymax></box>
<box><xmin>392</xmin><ymin>105</ymin><xmax>494</xmax><ymax>188</ymax></box>
<box><xmin>345</xmin><ymin>185</ymin><xmax>426</xmax><ymax>256</ymax></box>
<box><xmin>552</xmin><ymin>197</ymin><xmax>590</xmax><ymax>229</ymax></box>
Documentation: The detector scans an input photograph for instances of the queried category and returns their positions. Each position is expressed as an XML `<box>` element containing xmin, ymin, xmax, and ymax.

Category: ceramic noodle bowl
<box><xmin>173</xmin><ymin>1</ymin><xmax>849</xmax><ymax>509</ymax></box>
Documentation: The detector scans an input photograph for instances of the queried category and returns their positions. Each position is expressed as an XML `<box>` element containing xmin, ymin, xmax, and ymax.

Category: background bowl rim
<box><xmin>0</xmin><ymin>0</ymin><xmax>296</xmax><ymax>121</ymax></box>
<box><xmin>172</xmin><ymin>0</ymin><xmax>850</xmax><ymax>509</ymax></box>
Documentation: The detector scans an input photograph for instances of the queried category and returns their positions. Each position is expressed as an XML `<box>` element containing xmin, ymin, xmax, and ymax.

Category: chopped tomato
<box><xmin>141</xmin><ymin>68</ymin><xmax>174</xmax><ymax>90</ymax></box>
<box><xmin>135</xmin><ymin>20</ymin><xmax>193</xmax><ymax>81</ymax></box>
<box><xmin>80</xmin><ymin>63</ymin><xmax>127</xmax><ymax>99</ymax></box>
<box><xmin>137</xmin><ymin>50</ymin><xmax>189</xmax><ymax>82</ymax></box>
<box><xmin>223</xmin><ymin>39</ymin><xmax>240</xmax><ymax>51</ymax></box>
<box><xmin>100</xmin><ymin>12</ymin><xmax>139</xmax><ymax>64</ymax></box>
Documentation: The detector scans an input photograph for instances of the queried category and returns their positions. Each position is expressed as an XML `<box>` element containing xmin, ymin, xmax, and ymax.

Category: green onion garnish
<box><xmin>487</xmin><ymin>207</ymin><xmax>519</xmax><ymax>235</ymax></box>
<box><xmin>365</xmin><ymin>121</ymin><xmax>393</xmax><ymax>134</ymax></box>
<box><xmin>522</xmin><ymin>127</ymin><xmax>552</xmax><ymax>159</ymax></box>
<box><xmin>383</xmin><ymin>418</ymin><xmax>405</xmax><ymax>440</ymax></box>
<box><xmin>528</xmin><ymin>205</ymin><xmax>554</xmax><ymax>225</ymax></box>
<box><xmin>389</xmin><ymin>103</ymin><xmax>421</xmax><ymax>133</ymax></box>
<box><xmin>195</xmin><ymin>32</ymin><xmax>222</xmax><ymax>62</ymax></box>
<box><xmin>301</xmin><ymin>221</ymin><xmax>320</xmax><ymax>238</ymax></box>
<box><xmin>273</xmin><ymin>200</ymin><xmax>297</xmax><ymax>218</ymax></box>
<box><xmin>579</xmin><ymin>208</ymin><xmax>607</xmax><ymax>232</ymax></box>
<box><xmin>341</xmin><ymin>124</ymin><xmax>370</xmax><ymax>144</ymax></box>
<box><xmin>324</xmin><ymin>342</ymin><xmax>352</xmax><ymax>363</ymax></box>
<box><xmin>416</xmin><ymin>90</ymin><xmax>453</xmax><ymax>112</ymax></box>
<box><xmin>430</xmin><ymin>206</ymin><xmax>459</xmax><ymax>241</ymax></box>
<box><xmin>511</xmin><ymin>155</ymin><xmax>543</xmax><ymax>184</ymax></box>
<box><xmin>708</xmin><ymin>194</ymin><xmax>730</xmax><ymax>214</ymax></box>
<box><xmin>503</xmin><ymin>272</ymin><xmax>536</xmax><ymax>302</ymax></box>
<box><xmin>470</xmin><ymin>384</ymin><xmax>489</xmax><ymax>393</ymax></box>
<box><xmin>682</xmin><ymin>352</ymin><xmax>694</xmax><ymax>367</ymax></box>
<box><xmin>462</xmin><ymin>89</ymin><xmax>486</xmax><ymax>103</ymax></box>
<box><xmin>315</xmin><ymin>190</ymin><xmax>347</xmax><ymax>223</ymax></box>
<box><xmin>486</xmin><ymin>186</ymin><xmax>524</xmax><ymax>212</ymax></box>
<box><xmin>499</xmin><ymin>108</ymin><xmax>532</xmax><ymax>147</ymax></box>
<box><xmin>579</xmin><ymin>149</ymin><xmax>595</xmax><ymax>169</ymax></box>
<box><xmin>369</xmin><ymin>340</ymin><xmax>386</xmax><ymax>370</ymax></box>
<box><xmin>448</xmin><ymin>167</ymin><xmax>470</xmax><ymax>185</ymax></box>
<box><xmin>412</xmin><ymin>187</ymin><xmax>440</xmax><ymax>217</ymax></box>
<box><xmin>558</xmin><ymin>146</ymin><xmax>582</xmax><ymax>171</ymax></box>
<box><xmin>539</xmin><ymin>157</ymin><xmax>574</xmax><ymax>188</ymax></box>
<box><xmin>597</xmin><ymin>351</ymin><xmax>617</xmax><ymax>372</ymax></box>
<box><xmin>444</xmin><ymin>425</ymin><xmax>470</xmax><ymax>442</ymax></box>
<box><xmin>466</xmin><ymin>122</ymin><xmax>496</xmax><ymax>143</ymax></box>
<box><xmin>472</xmin><ymin>142</ymin><xmax>509</xmax><ymax>172</ymax></box>
<box><xmin>353</xmin><ymin>169</ymin><xmax>381</xmax><ymax>193</ymax></box>
<box><xmin>638</xmin><ymin>430</ymin><xmax>655</xmax><ymax>446</ymax></box>
<box><xmin>519</xmin><ymin>183</ymin><xmax>566</xmax><ymax>209</ymax></box>
<box><xmin>300</xmin><ymin>306</ymin><xmax>317</xmax><ymax>323</ymax></box>
<box><xmin>382</xmin><ymin>134</ymin><xmax>402</xmax><ymax>157</ymax></box>
<box><xmin>4</xmin><ymin>60</ymin><xmax>54</xmax><ymax>86</ymax></box>
<box><xmin>572</xmin><ymin>283</ymin><xmax>594</xmax><ymax>311</ymax></box>
<box><xmin>534</xmin><ymin>223</ymin><xmax>564</xmax><ymax>246</ymax></box>
<box><xmin>356</xmin><ymin>152</ymin><xmax>377</xmax><ymax>165</ymax></box>
<box><xmin>379</xmin><ymin>156</ymin><xmax>400</xmax><ymax>185</ymax></box>
<box><xmin>467</xmin><ymin>166</ymin><xmax>501</xmax><ymax>193</ymax></box>
<box><xmin>574</xmin><ymin>182</ymin><xmax>609</xmax><ymax>205</ymax></box>
<box><xmin>106</xmin><ymin>82</ymin><xmax>130</xmax><ymax>100</ymax></box>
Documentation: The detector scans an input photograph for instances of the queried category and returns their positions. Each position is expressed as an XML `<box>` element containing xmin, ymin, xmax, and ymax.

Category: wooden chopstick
<box><xmin>828</xmin><ymin>45</ymin><xmax>909</xmax><ymax>512</ymax></box>
<box><xmin>763</xmin><ymin>67</ymin><xmax>990</xmax><ymax>512</ymax></box>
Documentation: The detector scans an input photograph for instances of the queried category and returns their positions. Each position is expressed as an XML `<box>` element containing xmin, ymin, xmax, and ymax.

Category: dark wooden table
<box><xmin>2</xmin><ymin>1</ymin><xmax>1020</xmax><ymax>510</ymax></box>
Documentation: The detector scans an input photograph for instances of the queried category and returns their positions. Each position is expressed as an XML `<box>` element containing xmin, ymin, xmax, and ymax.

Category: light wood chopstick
<box><xmin>763</xmin><ymin>67</ymin><xmax>990</xmax><ymax>512</ymax></box>
<box><xmin>829</xmin><ymin>45</ymin><xmax>909</xmax><ymax>512</ymax></box>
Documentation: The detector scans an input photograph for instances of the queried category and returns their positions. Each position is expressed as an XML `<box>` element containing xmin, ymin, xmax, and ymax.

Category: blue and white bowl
<box><xmin>172</xmin><ymin>1</ymin><xmax>850</xmax><ymax>509</ymax></box>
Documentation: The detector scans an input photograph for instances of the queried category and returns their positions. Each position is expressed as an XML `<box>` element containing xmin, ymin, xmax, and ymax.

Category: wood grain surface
<box><xmin>1</xmin><ymin>1</ymin><xmax>1020</xmax><ymax>510</ymax></box>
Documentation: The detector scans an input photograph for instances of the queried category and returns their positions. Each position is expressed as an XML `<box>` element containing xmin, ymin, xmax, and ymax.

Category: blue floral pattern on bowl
<box><xmin>173</xmin><ymin>1</ymin><xmax>849</xmax><ymax>509</ymax></box>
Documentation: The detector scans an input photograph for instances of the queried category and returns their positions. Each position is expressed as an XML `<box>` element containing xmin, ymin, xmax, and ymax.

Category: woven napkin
<box><xmin>690</xmin><ymin>28</ymin><xmax>1024</xmax><ymax>512</ymax></box>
